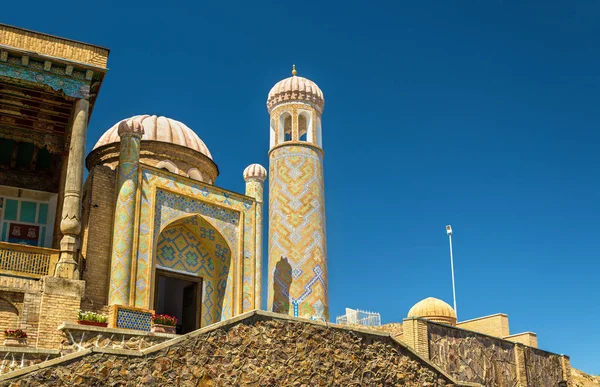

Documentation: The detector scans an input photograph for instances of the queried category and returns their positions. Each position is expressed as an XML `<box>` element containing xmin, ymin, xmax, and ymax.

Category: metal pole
<box><xmin>448</xmin><ymin>232</ymin><xmax>457</xmax><ymax>317</ymax></box>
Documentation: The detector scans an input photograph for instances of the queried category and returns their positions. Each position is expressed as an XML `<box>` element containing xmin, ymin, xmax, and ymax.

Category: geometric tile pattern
<box><xmin>0</xmin><ymin>62</ymin><xmax>91</xmax><ymax>99</ymax></box>
<box><xmin>108</xmin><ymin>134</ymin><xmax>142</xmax><ymax>306</ymax></box>
<box><xmin>156</xmin><ymin>216</ymin><xmax>231</xmax><ymax>326</ymax></box>
<box><xmin>268</xmin><ymin>144</ymin><xmax>328</xmax><ymax>321</ymax></box>
<box><xmin>116</xmin><ymin>307</ymin><xmax>153</xmax><ymax>331</ymax></box>
<box><xmin>244</xmin><ymin>179</ymin><xmax>264</xmax><ymax>309</ymax></box>
<box><xmin>133</xmin><ymin>167</ymin><xmax>258</xmax><ymax>318</ymax></box>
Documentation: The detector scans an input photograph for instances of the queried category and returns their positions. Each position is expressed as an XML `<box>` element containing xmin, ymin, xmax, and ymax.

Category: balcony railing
<box><xmin>0</xmin><ymin>242</ymin><xmax>59</xmax><ymax>279</ymax></box>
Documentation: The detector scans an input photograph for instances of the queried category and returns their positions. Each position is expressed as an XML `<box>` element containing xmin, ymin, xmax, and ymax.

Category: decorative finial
<box><xmin>292</xmin><ymin>64</ymin><xmax>297</xmax><ymax>76</ymax></box>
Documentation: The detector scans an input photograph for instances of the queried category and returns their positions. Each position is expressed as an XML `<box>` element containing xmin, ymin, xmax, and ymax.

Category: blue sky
<box><xmin>4</xmin><ymin>0</ymin><xmax>599</xmax><ymax>373</ymax></box>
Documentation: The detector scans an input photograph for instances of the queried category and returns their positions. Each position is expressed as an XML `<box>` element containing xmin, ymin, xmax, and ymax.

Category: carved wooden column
<box><xmin>55</xmin><ymin>98</ymin><xmax>88</xmax><ymax>279</ymax></box>
<box><xmin>108</xmin><ymin>119</ymin><xmax>144</xmax><ymax>306</ymax></box>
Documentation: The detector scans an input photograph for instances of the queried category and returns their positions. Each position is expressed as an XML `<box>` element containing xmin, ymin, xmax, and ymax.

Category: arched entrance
<box><xmin>153</xmin><ymin>214</ymin><xmax>232</xmax><ymax>333</ymax></box>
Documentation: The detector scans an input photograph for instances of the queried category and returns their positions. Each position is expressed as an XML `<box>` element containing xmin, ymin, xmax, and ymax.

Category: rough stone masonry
<box><xmin>0</xmin><ymin>311</ymin><xmax>469</xmax><ymax>386</ymax></box>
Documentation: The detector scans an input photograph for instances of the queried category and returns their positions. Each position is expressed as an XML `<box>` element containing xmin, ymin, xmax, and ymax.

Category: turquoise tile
<box><xmin>5</xmin><ymin>200</ymin><xmax>17</xmax><ymax>221</ymax></box>
<box><xmin>20</xmin><ymin>201</ymin><xmax>37</xmax><ymax>223</ymax></box>
<box><xmin>38</xmin><ymin>203</ymin><xmax>48</xmax><ymax>224</ymax></box>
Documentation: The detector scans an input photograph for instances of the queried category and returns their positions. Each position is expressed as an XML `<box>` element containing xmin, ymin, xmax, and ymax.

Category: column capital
<box><xmin>117</xmin><ymin>119</ymin><xmax>144</xmax><ymax>138</ymax></box>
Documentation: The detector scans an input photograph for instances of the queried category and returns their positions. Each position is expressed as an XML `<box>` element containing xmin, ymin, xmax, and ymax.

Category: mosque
<box><xmin>0</xmin><ymin>23</ymin><xmax>573</xmax><ymax>386</ymax></box>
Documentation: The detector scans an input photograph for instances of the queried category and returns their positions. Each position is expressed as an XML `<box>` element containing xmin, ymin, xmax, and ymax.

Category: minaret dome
<box><xmin>266</xmin><ymin>66</ymin><xmax>324</xmax><ymax>149</ymax></box>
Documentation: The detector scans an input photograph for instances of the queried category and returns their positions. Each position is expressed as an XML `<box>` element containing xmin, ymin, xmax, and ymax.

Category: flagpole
<box><xmin>446</xmin><ymin>225</ymin><xmax>457</xmax><ymax>317</ymax></box>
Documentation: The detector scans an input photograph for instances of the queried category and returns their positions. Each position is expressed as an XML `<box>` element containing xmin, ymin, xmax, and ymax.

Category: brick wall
<box><xmin>0</xmin><ymin>24</ymin><xmax>109</xmax><ymax>68</ymax></box>
<box><xmin>504</xmin><ymin>332</ymin><xmax>538</xmax><ymax>348</ymax></box>
<box><xmin>0</xmin><ymin>294</ymin><xmax>21</xmax><ymax>331</ymax></box>
<box><xmin>456</xmin><ymin>313</ymin><xmax>509</xmax><ymax>337</ymax></box>
<box><xmin>402</xmin><ymin>318</ymin><xmax>429</xmax><ymax>358</ymax></box>
<box><xmin>424</xmin><ymin>319</ymin><xmax>568</xmax><ymax>387</ymax></box>
<box><xmin>80</xmin><ymin>165</ymin><xmax>116</xmax><ymax>313</ymax></box>
<box><xmin>0</xmin><ymin>278</ymin><xmax>42</xmax><ymax>344</ymax></box>
<box><xmin>35</xmin><ymin>277</ymin><xmax>83</xmax><ymax>349</ymax></box>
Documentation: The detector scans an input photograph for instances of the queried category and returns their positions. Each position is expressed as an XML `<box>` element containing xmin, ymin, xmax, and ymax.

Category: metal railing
<box><xmin>336</xmin><ymin>308</ymin><xmax>381</xmax><ymax>327</ymax></box>
<box><xmin>0</xmin><ymin>242</ymin><xmax>59</xmax><ymax>279</ymax></box>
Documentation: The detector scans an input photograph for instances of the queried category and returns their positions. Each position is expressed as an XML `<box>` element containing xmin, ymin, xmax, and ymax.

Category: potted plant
<box><xmin>151</xmin><ymin>314</ymin><xmax>177</xmax><ymax>334</ymax></box>
<box><xmin>4</xmin><ymin>329</ymin><xmax>27</xmax><ymax>347</ymax></box>
<box><xmin>77</xmin><ymin>310</ymin><xmax>108</xmax><ymax>327</ymax></box>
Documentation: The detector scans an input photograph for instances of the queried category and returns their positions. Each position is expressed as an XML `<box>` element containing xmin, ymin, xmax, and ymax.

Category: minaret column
<box><xmin>243</xmin><ymin>164</ymin><xmax>267</xmax><ymax>309</ymax></box>
<box><xmin>55</xmin><ymin>98</ymin><xmax>88</xmax><ymax>279</ymax></box>
<box><xmin>266</xmin><ymin>66</ymin><xmax>328</xmax><ymax>321</ymax></box>
<box><xmin>108</xmin><ymin>120</ymin><xmax>144</xmax><ymax>306</ymax></box>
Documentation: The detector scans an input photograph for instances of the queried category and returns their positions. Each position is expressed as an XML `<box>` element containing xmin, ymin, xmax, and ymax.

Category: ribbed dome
<box><xmin>408</xmin><ymin>297</ymin><xmax>457</xmax><ymax>326</ymax></box>
<box><xmin>267</xmin><ymin>71</ymin><xmax>324</xmax><ymax>113</ymax></box>
<box><xmin>93</xmin><ymin>115</ymin><xmax>212</xmax><ymax>159</ymax></box>
<box><xmin>243</xmin><ymin>164</ymin><xmax>267</xmax><ymax>181</ymax></box>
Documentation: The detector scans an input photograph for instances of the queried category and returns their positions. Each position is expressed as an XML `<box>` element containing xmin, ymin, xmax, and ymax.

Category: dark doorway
<box><xmin>154</xmin><ymin>270</ymin><xmax>202</xmax><ymax>334</ymax></box>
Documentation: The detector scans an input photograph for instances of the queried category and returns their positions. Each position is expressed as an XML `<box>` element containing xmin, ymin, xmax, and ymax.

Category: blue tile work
<box><xmin>134</xmin><ymin>168</ymin><xmax>258</xmax><ymax>316</ymax></box>
<box><xmin>117</xmin><ymin>308</ymin><xmax>153</xmax><ymax>331</ymax></box>
<box><xmin>156</xmin><ymin>216</ymin><xmax>232</xmax><ymax>325</ymax></box>
<box><xmin>0</xmin><ymin>62</ymin><xmax>90</xmax><ymax>99</ymax></box>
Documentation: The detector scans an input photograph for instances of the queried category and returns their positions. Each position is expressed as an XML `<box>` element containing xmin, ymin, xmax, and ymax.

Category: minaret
<box><xmin>267</xmin><ymin>65</ymin><xmax>328</xmax><ymax>321</ymax></box>
<box><xmin>243</xmin><ymin>164</ymin><xmax>267</xmax><ymax>309</ymax></box>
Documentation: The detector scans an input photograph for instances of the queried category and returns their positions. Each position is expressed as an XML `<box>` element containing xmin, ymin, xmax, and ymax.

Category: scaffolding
<box><xmin>336</xmin><ymin>308</ymin><xmax>381</xmax><ymax>327</ymax></box>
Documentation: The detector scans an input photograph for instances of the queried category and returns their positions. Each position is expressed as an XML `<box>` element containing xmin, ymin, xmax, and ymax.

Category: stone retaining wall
<box><xmin>0</xmin><ymin>347</ymin><xmax>59</xmax><ymax>375</ymax></box>
<box><xmin>0</xmin><ymin>311</ymin><xmax>470</xmax><ymax>386</ymax></box>
<box><xmin>58</xmin><ymin>322</ymin><xmax>177</xmax><ymax>354</ymax></box>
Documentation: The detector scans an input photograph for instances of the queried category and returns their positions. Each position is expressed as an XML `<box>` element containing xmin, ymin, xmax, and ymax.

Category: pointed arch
<box><xmin>154</xmin><ymin>214</ymin><xmax>233</xmax><ymax>326</ymax></box>
<box><xmin>155</xmin><ymin>160</ymin><xmax>179</xmax><ymax>174</ymax></box>
<box><xmin>279</xmin><ymin>112</ymin><xmax>292</xmax><ymax>142</ymax></box>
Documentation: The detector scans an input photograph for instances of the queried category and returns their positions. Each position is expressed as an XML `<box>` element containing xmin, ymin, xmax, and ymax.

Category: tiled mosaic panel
<box><xmin>109</xmin><ymin>135</ymin><xmax>141</xmax><ymax>305</ymax></box>
<box><xmin>268</xmin><ymin>146</ymin><xmax>328</xmax><ymax>321</ymax></box>
<box><xmin>117</xmin><ymin>308</ymin><xmax>152</xmax><ymax>331</ymax></box>
<box><xmin>156</xmin><ymin>217</ymin><xmax>231</xmax><ymax>326</ymax></box>
<box><xmin>134</xmin><ymin>168</ymin><xmax>257</xmax><ymax>316</ymax></box>
<box><xmin>245</xmin><ymin>180</ymin><xmax>264</xmax><ymax>309</ymax></box>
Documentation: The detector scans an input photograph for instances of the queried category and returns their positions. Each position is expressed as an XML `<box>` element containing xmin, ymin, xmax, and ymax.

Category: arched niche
<box><xmin>298</xmin><ymin>111</ymin><xmax>312</xmax><ymax>142</ymax></box>
<box><xmin>279</xmin><ymin>112</ymin><xmax>292</xmax><ymax>143</ymax></box>
<box><xmin>187</xmin><ymin>168</ymin><xmax>205</xmax><ymax>183</ymax></box>
<box><xmin>155</xmin><ymin>160</ymin><xmax>179</xmax><ymax>174</ymax></box>
<box><xmin>154</xmin><ymin>214</ymin><xmax>232</xmax><ymax>328</ymax></box>
<box><xmin>0</xmin><ymin>298</ymin><xmax>19</xmax><ymax>331</ymax></box>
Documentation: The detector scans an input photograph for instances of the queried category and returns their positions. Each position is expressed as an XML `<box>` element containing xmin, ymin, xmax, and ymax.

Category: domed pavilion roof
<box><xmin>93</xmin><ymin>115</ymin><xmax>212</xmax><ymax>160</ymax></box>
<box><xmin>407</xmin><ymin>297</ymin><xmax>457</xmax><ymax>326</ymax></box>
<box><xmin>267</xmin><ymin>65</ymin><xmax>324</xmax><ymax>113</ymax></box>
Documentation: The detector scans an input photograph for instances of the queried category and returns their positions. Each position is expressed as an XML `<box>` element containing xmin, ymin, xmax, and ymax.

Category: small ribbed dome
<box><xmin>93</xmin><ymin>115</ymin><xmax>212</xmax><ymax>159</ymax></box>
<box><xmin>267</xmin><ymin>69</ymin><xmax>324</xmax><ymax>113</ymax></box>
<box><xmin>243</xmin><ymin>164</ymin><xmax>267</xmax><ymax>181</ymax></box>
<box><xmin>408</xmin><ymin>297</ymin><xmax>457</xmax><ymax>326</ymax></box>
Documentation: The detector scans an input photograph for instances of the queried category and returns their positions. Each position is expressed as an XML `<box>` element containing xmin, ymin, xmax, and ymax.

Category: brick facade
<box><xmin>0</xmin><ymin>279</ymin><xmax>42</xmax><ymax>344</ymax></box>
<box><xmin>505</xmin><ymin>332</ymin><xmax>538</xmax><ymax>348</ymax></box>
<box><xmin>402</xmin><ymin>318</ymin><xmax>429</xmax><ymax>358</ymax></box>
<box><xmin>456</xmin><ymin>313</ymin><xmax>510</xmax><ymax>337</ymax></box>
<box><xmin>80</xmin><ymin>165</ymin><xmax>116</xmax><ymax>313</ymax></box>
<box><xmin>35</xmin><ymin>277</ymin><xmax>83</xmax><ymax>349</ymax></box>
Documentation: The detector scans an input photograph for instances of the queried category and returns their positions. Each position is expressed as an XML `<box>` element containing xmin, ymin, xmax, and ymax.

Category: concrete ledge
<box><xmin>0</xmin><ymin>349</ymin><xmax>92</xmax><ymax>381</ymax></box>
<box><xmin>40</xmin><ymin>276</ymin><xmax>85</xmax><ymax>298</ymax></box>
<box><xmin>58</xmin><ymin>322</ymin><xmax>177</xmax><ymax>339</ymax></box>
<box><xmin>0</xmin><ymin>346</ymin><xmax>59</xmax><ymax>355</ymax></box>
<box><xmin>92</xmin><ymin>347</ymin><xmax>143</xmax><ymax>357</ymax></box>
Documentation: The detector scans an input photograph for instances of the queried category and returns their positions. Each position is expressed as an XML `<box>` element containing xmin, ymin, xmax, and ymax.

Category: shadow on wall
<box><xmin>273</xmin><ymin>257</ymin><xmax>292</xmax><ymax>314</ymax></box>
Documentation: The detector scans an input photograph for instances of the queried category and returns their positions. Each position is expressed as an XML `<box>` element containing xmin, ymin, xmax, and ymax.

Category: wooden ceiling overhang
<box><xmin>0</xmin><ymin>23</ymin><xmax>109</xmax><ymax>154</ymax></box>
